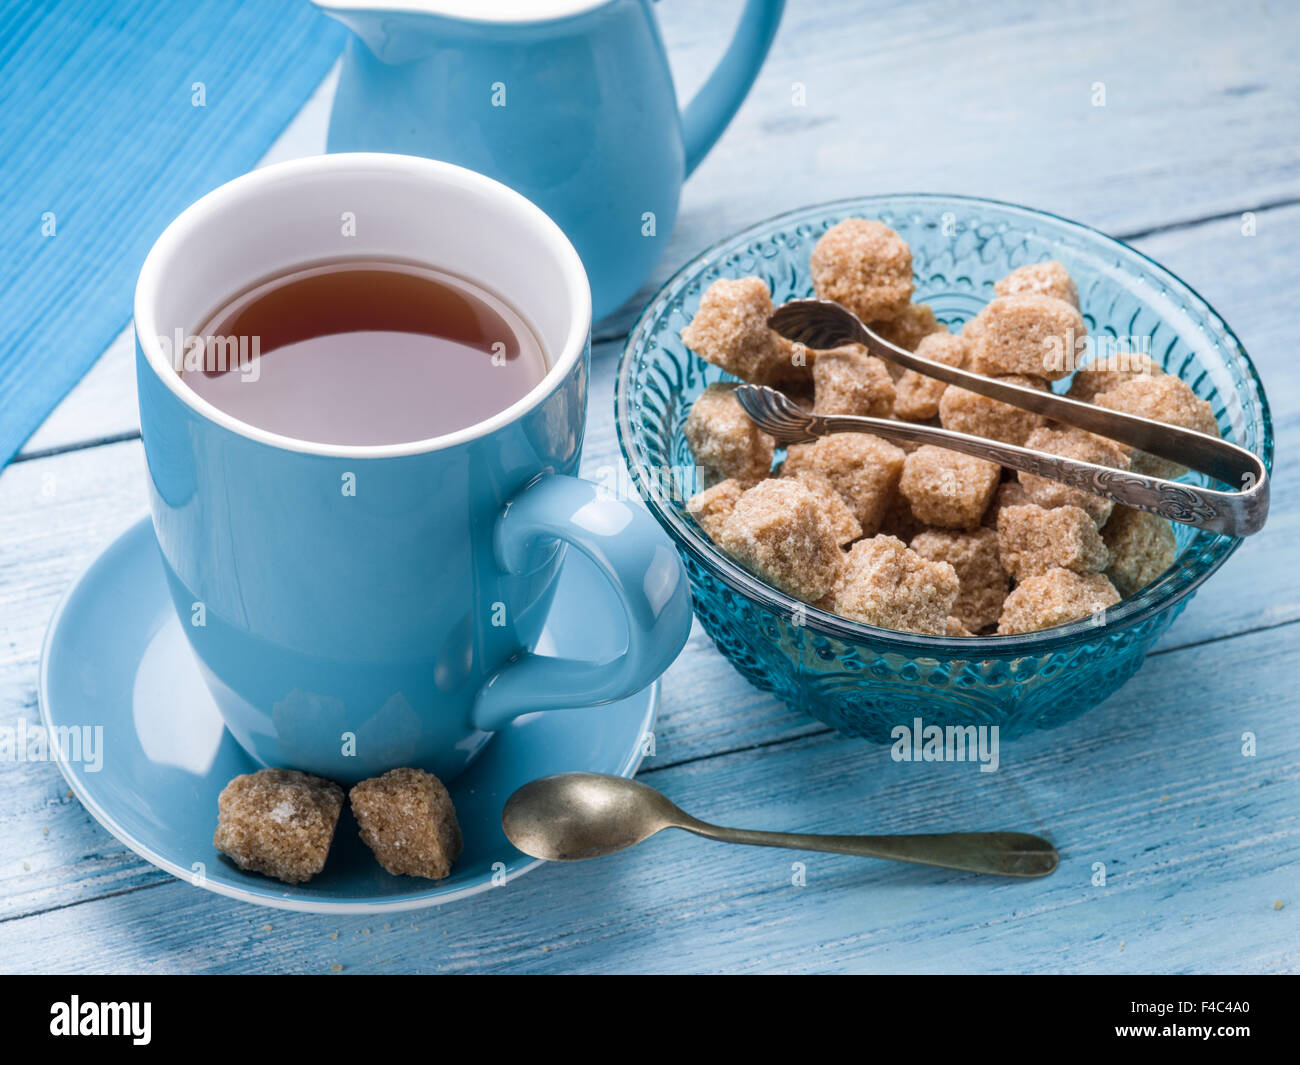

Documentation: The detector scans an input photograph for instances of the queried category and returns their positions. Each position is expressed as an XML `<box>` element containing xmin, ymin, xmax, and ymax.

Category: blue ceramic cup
<box><xmin>134</xmin><ymin>153</ymin><xmax>692</xmax><ymax>785</ymax></box>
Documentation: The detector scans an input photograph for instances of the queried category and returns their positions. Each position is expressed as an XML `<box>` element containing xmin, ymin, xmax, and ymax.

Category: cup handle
<box><xmin>678</xmin><ymin>0</ymin><xmax>786</xmax><ymax>176</ymax></box>
<box><xmin>470</xmin><ymin>474</ymin><xmax>694</xmax><ymax>732</ymax></box>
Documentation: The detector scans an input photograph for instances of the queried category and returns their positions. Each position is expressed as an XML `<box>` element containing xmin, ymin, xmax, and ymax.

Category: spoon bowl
<box><xmin>503</xmin><ymin>772</ymin><xmax>684</xmax><ymax>861</ymax></box>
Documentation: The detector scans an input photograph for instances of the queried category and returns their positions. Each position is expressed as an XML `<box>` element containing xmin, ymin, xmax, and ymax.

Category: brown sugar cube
<box><xmin>910</xmin><ymin>526</ymin><xmax>1008</xmax><ymax>632</ymax></box>
<box><xmin>1018</xmin><ymin>425</ymin><xmax>1130</xmax><ymax>526</ymax></box>
<box><xmin>684</xmin><ymin>382</ymin><xmax>775</xmax><ymax>485</ymax></box>
<box><xmin>883</xmin><ymin>417</ymin><xmax>929</xmax><ymax>453</ymax></box>
<box><xmin>811</xmin><ymin>345</ymin><xmax>896</xmax><ymax>417</ymax></box>
<box><xmin>996</xmin><ymin>503</ymin><xmax>1110</xmax><ymax>581</ymax></box>
<box><xmin>782</xmin><ymin>432</ymin><xmax>907</xmax><ymax>534</ymax></box>
<box><xmin>997</xmin><ymin>570</ymin><xmax>1121</xmax><ymax>635</ymax></box>
<box><xmin>1095</xmin><ymin>374</ymin><xmax>1220</xmax><ymax>479</ymax></box>
<box><xmin>834</xmin><ymin>536</ymin><xmax>959</xmax><ymax>635</ymax></box>
<box><xmin>957</xmin><ymin>317</ymin><xmax>984</xmax><ymax>367</ymax></box>
<box><xmin>945</xmin><ymin>616</ymin><xmax>975</xmax><ymax>637</ymax></box>
<box><xmin>783</xmin><ymin>470</ymin><xmax>863</xmax><ymax>546</ymax></box>
<box><xmin>894</xmin><ymin>332</ymin><xmax>971</xmax><ymax>422</ymax></box>
<box><xmin>894</xmin><ymin>432</ymin><xmax>926</xmax><ymax>453</ymax></box>
<box><xmin>878</xmin><ymin>489</ymin><xmax>924</xmax><ymax>543</ymax></box>
<box><xmin>969</xmin><ymin>294</ymin><xmax>1085</xmax><ymax>381</ymax></box>
<box><xmin>680</xmin><ymin>276</ymin><xmax>802</xmax><ymax>386</ymax></box>
<box><xmin>994</xmin><ymin>261</ymin><xmax>1079</xmax><ymax>308</ymax></box>
<box><xmin>350</xmin><ymin>768</ymin><xmax>462</xmax><ymax>880</ymax></box>
<box><xmin>869</xmin><ymin>302</ymin><xmax>946</xmax><ymax>363</ymax></box>
<box><xmin>1102</xmin><ymin>506</ymin><xmax>1178</xmax><ymax>597</ymax></box>
<box><xmin>811</xmin><ymin>591</ymin><xmax>839</xmax><ymax>615</ymax></box>
<box><xmin>810</xmin><ymin>219</ymin><xmax>914</xmax><ymax>322</ymax></box>
<box><xmin>686</xmin><ymin>478</ymin><xmax>747</xmax><ymax>542</ymax></box>
<box><xmin>982</xmin><ymin>478</ymin><xmax>1030</xmax><ymax>528</ymax></box>
<box><xmin>938</xmin><ymin>373</ymin><xmax>1048</xmax><ymax>445</ymax></box>
<box><xmin>214</xmin><ymin>768</ymin><xmax>343</xmax><ymax>884</ymax></box>
<box><xmin>1067</xmin><ymin>352</ymin><xmax>1162</xmax><ymax>403</ymax></box>
<box><xmin>718</xmin><ymin>479</ymin><xmax>844</xmax><ymax>602</ymax></box>
<box><xmin>899</xmin><ymin>445</ymin><xmax>1000</xmax><ymax>529</ymax></box>
<box><xmin>785</xmin><ymin>386</ymin><xmax>816</xmax><ymax>412</ymax></box>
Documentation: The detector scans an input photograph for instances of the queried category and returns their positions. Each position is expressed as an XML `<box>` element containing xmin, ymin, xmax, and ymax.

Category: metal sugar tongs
<box><xmin>734</xmin><ymin>299</ymin><xmax>1268</xmax><ymax>537</ymax></box>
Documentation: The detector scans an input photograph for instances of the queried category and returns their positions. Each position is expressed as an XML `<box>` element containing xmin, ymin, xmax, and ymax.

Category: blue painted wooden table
<box><xmin>1</xmin><ymin>0</ymin><xmax>1297</xmax><ymax>973</ymax></box>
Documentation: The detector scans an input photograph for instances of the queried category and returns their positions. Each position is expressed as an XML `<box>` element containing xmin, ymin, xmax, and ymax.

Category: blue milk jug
<box><xmin>313</xmin><ymin>0</ymin><xmax>785</xmax><ymax>318</ymax></box>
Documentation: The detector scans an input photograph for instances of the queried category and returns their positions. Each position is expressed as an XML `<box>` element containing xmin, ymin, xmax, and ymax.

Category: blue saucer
<box><xmin>39</xmin><ymin>517</ymin><xmax>657</xmax><ymax>913</ymax></box>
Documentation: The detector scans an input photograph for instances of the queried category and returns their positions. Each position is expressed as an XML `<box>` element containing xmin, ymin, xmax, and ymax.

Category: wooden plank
<box><xmin>16</xmin><ymin>0</ymin><xmax>1300</xmax><ymax>455</ymax></box>
<box><xmin>0</xmin><ymin>441</ymin><xmax>155</xmax><ymax>917</ymax></box>
<box><xmin>2</xmin><ymin>621</ymin><xmax>1296</xmax><ymax>973</ymax></box>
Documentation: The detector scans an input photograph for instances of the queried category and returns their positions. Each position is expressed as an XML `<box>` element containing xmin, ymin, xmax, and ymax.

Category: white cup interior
<box><xmin>134</xmin><ymin>153</ymin><xmax>591</xmax><ymax>457</ymax></box>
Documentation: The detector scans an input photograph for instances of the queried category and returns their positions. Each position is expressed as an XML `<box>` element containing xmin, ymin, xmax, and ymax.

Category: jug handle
<box><xmin>679</xmin><ymin>0</ymin><xmax>785</xmax><ymax>176</ymax></box>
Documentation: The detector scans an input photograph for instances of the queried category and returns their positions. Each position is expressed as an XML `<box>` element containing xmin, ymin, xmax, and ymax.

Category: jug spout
<box><xmin>311</xmin><ymin>0</ymin><xmax>612</xmax><ymax>64</ymax></box>
<box><xmin>311</xmin><ymin>1</ymin><xmax>450</xmax><ymax>65</ymax></box>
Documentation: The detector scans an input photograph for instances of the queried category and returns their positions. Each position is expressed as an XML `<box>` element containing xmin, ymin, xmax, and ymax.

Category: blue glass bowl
<box><xmin>614</xmin><ymin>195</ymin><xmax>1273</xmax><ymax>740</ymax></box>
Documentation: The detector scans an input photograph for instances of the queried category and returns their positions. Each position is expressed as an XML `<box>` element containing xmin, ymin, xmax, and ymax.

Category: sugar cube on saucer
<box><xmin>350</xmin><ymin>768</ymin><xmax>463</xmax><ymax>881</ymax></box>
<box><xmin>214</xmin><ymin>768</ymin><xmax>344</xmax><ymax>884</ymax></box>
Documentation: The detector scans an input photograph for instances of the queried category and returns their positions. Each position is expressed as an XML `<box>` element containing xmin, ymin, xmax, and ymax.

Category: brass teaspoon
<box><xmin>503</xmin><ymin>772</ymin><xmax>1059</xmax><ymax>878</ymax></box>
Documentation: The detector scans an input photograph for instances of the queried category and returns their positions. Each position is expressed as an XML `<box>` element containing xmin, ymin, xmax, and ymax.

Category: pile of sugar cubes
<box><xmin>681</xmin><ymin>218</ymin><xmax>1220</xmax><ymax>636</ymax></box>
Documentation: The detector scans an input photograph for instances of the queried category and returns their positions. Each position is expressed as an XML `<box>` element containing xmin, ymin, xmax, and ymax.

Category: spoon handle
<box><xmin>678</xmin><ymin>821</ymin><xmax>1059</xmax><ymax>878</ymax></box>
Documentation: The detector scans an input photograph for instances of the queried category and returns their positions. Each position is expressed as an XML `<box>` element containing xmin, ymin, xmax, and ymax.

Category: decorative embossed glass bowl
<box><xmin>615</xmin><ymin>195</ymin><xmax>1273</xmax><ymax>740</ymax></box>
